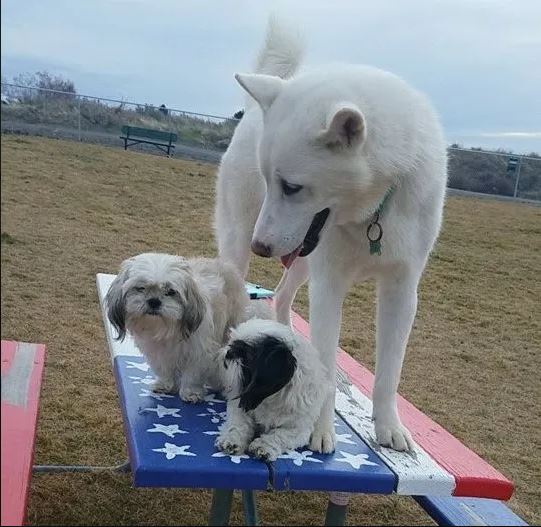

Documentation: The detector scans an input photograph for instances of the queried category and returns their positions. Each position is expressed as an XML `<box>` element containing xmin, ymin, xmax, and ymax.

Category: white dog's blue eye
<box><xmin>165</xmin><ymin>288</ymin><xmax>176</xmax><ymax>297</ymax></box>
<box><xmin>281</xmin><ymin>180</ymin><xmax>303</xmax><ymax>196</ymax></box>
<box><xmin>135</xmin><ymin>286</ymin><xmax>145</xmax><ymax>292</ymax></box>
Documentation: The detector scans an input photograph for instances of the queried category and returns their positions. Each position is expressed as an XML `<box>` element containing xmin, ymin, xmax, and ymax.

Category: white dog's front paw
<box><xmin>309</xmin><ymin>421</ymin><xmax>336</xmax><ymax>454</ymax></box>
<box><xmin>215</xmin><ymin>431</ymin><xmax>249</xmax><ymax>455</ymax></box>
<box><xmin>247</xmin><ymin>437</ymin><xmax>282</xmax><ymax>462</ymax></box>
<box><xmin>179</xmin><ymin>387</ymin><xmax>205</xmax><ymax>404</ymax></box>
<box><xmin>151</xmin><ymin>379</ymin><xmax>176</xmax><ymax>394</ymax></box>
<box><xmin>374</xmin><ymin>419</ymin><xmax>414</xmax><ymax>452</ymax></box>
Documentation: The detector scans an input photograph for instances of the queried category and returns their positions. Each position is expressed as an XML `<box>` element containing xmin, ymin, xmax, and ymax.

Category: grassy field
<box><xmin>1</xmin><ymin>135</ymin><xmax>539</xmax><ymax>526</ymax></box>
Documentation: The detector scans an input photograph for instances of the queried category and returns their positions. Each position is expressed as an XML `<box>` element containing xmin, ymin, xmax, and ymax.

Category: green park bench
<box><xmin>120</xmin><ymin>125</ymin><xmax>177</xmax><ymax>157</ymax></box>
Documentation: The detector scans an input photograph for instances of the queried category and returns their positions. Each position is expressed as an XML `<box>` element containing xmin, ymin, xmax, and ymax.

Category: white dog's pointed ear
<box><xmin>318</xmin><ymin>103</ymin><xmax>366</xmax><ymax>149</ymax></box>
<box><xmin>235</xmin><ymin>73</ymin><xmax>284</xmax><ymax>112</ymax></box>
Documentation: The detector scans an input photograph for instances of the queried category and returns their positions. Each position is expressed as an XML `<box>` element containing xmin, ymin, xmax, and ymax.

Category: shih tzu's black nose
<box><xmin>147</xmin><ymin>297</ymin><xmax>162</xmax><ymax>310</ymax></box>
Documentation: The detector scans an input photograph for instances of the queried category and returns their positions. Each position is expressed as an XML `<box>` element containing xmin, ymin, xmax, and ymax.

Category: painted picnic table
<box><xmin>96</xmin><ymin>273</ymin><xmax>520</xmax><ymax>526</ymax></box>
<box><xmin>97</xmin><ymin>274</ymin><xmax>394</xmax><ymax>507</ymax></box>
<box><xmin>1</xmin><ymin>340</ymin><xmax>46</xmax><ymax>526</ymax></box>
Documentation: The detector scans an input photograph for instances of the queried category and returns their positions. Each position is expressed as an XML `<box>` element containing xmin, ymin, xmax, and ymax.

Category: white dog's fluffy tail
<box><xmin>254</xmin><ymin>15</ymin><xmax>304</xmax><ymax>79</ymax></box>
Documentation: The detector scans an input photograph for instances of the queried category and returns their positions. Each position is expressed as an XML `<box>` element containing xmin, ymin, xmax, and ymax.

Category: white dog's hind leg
<box><xmin>274</xmin><ymin>257</ymin><xmax>309</xmax><ymax>326</ymax></box>
<box><xmin>372</xmin><ymin>269</ymin><xmax>419</xmax><ymax>451</ymax></box>
<box><xmin>308</xmin><ymin>255</ymin><xmax>355</xmax><ymax>454</ymax></box>
<box><xmin>216</xmin><ymin>401</ymin><xmax>255</xmax><ymax>455</ymax></box>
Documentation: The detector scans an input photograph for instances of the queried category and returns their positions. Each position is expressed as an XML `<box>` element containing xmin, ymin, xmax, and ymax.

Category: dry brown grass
<box><xmin>1</xmin><ymin>135</ymin><xmax>539</xmax><ymax>526</ymax></box>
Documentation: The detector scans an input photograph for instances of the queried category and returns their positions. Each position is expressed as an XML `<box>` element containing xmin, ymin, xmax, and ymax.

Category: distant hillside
<box><xmin>448</xmin><ymin>147</ymin><xmax>540</xmax><ymax>200</ymax></box>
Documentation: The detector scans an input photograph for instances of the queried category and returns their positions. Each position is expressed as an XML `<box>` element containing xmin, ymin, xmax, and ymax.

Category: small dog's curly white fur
<box><xmin>106</xmin><ymin>252</ymin><xmax>248</xmax><ymax>403</ymax></box>
<box><xmin>216</xmin><ymin>318</ymin><xmax>330</xmax><ymax>461</ymax></box>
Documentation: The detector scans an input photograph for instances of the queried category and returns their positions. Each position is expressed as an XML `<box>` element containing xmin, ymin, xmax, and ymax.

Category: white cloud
<box><xmin>480</xmin><ymin>132</ymin><xmax>541</xmax><ymax>138</ymax></box>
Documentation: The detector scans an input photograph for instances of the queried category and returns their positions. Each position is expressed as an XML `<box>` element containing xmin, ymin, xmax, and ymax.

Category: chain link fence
<box><xmin>448</xmin><ymin>147</ymin><xmax>540</xmax><ymax>201</ymax></box>
<box><xmin>1</xmin><ymin>82</ymin><xmax>239</xmax><ymax>163</ymax></box>
<box><xmin>1</xmin><ymin>82</ymin><xmax>540</xmax><ymax>200</ymax></box>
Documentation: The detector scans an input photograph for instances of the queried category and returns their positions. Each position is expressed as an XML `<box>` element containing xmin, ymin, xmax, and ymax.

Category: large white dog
<box><xmin>215</xmin><ymin>20</ymin><xmax>447</xmax><ymax>452</ymax></box>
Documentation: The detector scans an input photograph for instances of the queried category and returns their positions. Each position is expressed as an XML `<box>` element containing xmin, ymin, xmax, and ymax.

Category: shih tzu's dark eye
<box><xmin>281</xmin><ymin>179</ymin><xmax>303</xmax><ymax>196</ymax></box>
<box><xmin>165</xmin><ymin>288</ymin><xmax>177</xmax><ymax>297</ymax></box>
<box><xmin>135</xmin><ymin>286</ymin><xmax>145</xmax><ymax>292</ymax></box>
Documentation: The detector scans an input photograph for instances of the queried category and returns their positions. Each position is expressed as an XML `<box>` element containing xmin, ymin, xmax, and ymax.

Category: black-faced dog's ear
<box><xmin>179</xmin><ymin>274</ymin><xmax>206</xmax><ymax>340</ymax></box>
<box><xmin>237</xmin><ymin>335</ymin><xmax>297</xmax><ymax>412</ymax></box>
<box><xmin>225</xmin><ymin>339</ymin><xmax>252</xmax><ymax>362</ymax></box>
<box><xmin>106</xmin><ymin>269</ymin><xmax>129</xmax><ymax>341</ymax></box>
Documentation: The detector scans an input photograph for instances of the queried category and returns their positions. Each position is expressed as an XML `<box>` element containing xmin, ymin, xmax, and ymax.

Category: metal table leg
<box><xmin>209</xmin><ymin>488</ymin><xmax>234</xmax><ymax>526</ymax></box>
<box><xmin>325</xmin><ymin>492</ymin><xmax>350</xmax><ymax>526</ymax></box>
<box><xmin>242</xmin><ymin>490</ymin><xmax>259</xmax><ymax>525</ymax></box>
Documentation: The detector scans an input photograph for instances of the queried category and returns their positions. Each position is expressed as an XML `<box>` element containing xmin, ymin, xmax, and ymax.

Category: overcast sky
<box><xmin>2</xmin><ymin>0</ymin><xmax>540</xmax><ymax>153</ymax></box>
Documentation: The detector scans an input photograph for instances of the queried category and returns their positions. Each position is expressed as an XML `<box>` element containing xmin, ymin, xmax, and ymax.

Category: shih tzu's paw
<box><xmin>179</xmin><ymin>387</ymin><xmax>205</xmax><ymax>404</ymax></box>
<box><xmin>215</xmin><ymin>432</ymin><xmax>248</xmax><ymax>455</ymax></box>
<box><xmin>247</xmin><ymin>437</ymin><xmax>282</xmax><ymax>462</ymax></box>
<box><xmin>151</xmin><ymin>379</ymin><xmax>176</xmax><ymax>394</ymax></box>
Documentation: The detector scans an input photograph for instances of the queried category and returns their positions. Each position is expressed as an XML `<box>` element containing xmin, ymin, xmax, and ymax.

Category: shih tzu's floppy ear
<box><xmin>234</xmin><ymin>335</ymin><xmax>297</xmax><ymax>412</ymax></box>
<box><xmin>179</xmin><ymin>274</ymin><xmax>206</xmax><ymax>340</ymax></box>
<box><xmin>105</xmin><ymin>260</ymin><xmax>132</xmax><ymax>341</ymax></box>
<box><xmin>225</xmin><ymin>339</ymin><xmax>252</xmax><ymax>362</ymax></box>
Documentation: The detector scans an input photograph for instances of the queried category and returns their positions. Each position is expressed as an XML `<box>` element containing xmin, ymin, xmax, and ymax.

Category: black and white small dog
<box><xmin>216</xmin><ymin>318</ymin><xmax>329</xmax><ymax>461</ymax></box>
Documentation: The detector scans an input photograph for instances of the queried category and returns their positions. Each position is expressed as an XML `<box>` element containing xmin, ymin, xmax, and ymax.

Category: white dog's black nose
<box><xmin>251</xmin><ymin>240</ymin><xmax>272</xmax><ymax>258</ymax></box>
<box><xmin>147</xmin><ymin>297</ymin><xmax>162</xmax><ymax>310</ymax></box>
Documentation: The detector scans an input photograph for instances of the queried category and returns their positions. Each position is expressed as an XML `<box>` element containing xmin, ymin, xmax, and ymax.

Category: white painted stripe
<box><xmin>335</xmin><ymin>372</ymin><xmax>455</xmax><ymax>496</ymax></box>
<box><xmin>96</xmin><ymin>273</ymin><xmax>143</xmax><ymax>360</ymax></box>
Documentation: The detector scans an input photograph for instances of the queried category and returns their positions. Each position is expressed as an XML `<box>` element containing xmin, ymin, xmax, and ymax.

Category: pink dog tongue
<box><xmin>280</xmin><ymin>245</ymin><xmax>303</xmax><ymax>269</ymax></box>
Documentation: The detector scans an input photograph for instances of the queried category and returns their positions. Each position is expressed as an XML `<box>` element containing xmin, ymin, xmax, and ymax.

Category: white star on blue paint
<box><xmin>138</xmin><ymin>388</ymin><xmax>174</xmax><ymax>400</ymax></box>
<box><xmin>125</xmin><ymin>361</ymin><xmax>151</xmax><ymax>372</ymax></box>
<box><xmin>146</xmin><ymin>424</ymin><xmax>188</xmax><ymax>438</ymax></box>
<box><xmin>335</xmin><ymin>451</ymin><xmax>378</xmax><ymax>469</ymax></box>
<box><xmin>153</xmin><ymin>442</ymin><xmax>196</xmax><ymax>460</ymax></box>
<box><xmin>212</xmin><ymin>451</ymin><xmax>249</xmax><ymax>464</ymax></box>
<box><xmin>142</xmin><ymin>404</ymin><xmax>181</xmax><ymax>419</ymax></box>
<box><xmin>129</xmin><ymin>375</ymin><xmax>156</xmax><ymax>386</ymax></box>
<box><xmin>197</xmin><ymin>407</ymin><xmax>227</xmax><ymax>423</ymax></box>
<box><xmin>335</xmin><ymin>433</ymin><xmax>356</xmax><ymax>445</ymax></box>
<box><xmin>278</xmin><ymin>450</ymin><xmax>323</xmax><ymax>466</ymax></box>
<box><xmin>204</xmin><ymin>394</ymin><xmax>226</xmax><ymax>406</ymax></box>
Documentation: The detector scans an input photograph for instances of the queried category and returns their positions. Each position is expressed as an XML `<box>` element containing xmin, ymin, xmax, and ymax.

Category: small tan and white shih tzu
<box><xmin>106</xmin><ymin>252</ymin><xmax>248</xmax><ymax>403</ymax></box>
<box><xmin>216</xmin><ymin>318</ymin><xmax>330</xmax><ymax>461</ymax></box>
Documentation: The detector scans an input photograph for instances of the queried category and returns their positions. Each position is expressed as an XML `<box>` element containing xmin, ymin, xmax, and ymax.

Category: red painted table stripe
<box><xmin>1</xmin><ymin>341</ymin><xmax>46</xmax><ymax>526</ymax></box>
<box><xmin>286</xmin><ymin>308</ymin><xmax>514</xmax><ymax>501</ymax></box>
<box><xmin>1</xmin><ymin>340</ymin><xmax>17</xmax><ymax>375</ymax></box>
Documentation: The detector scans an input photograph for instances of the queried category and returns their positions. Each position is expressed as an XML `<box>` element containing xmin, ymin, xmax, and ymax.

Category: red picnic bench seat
<box><xmin>1</xmin><ymin>340</ymin><xmax>46</xmax><ymax>526</ymax></box>
<box><xmin>95</xmin><ymin>274</ymin><xmax>526</xmax><ymax>526</ymax></box>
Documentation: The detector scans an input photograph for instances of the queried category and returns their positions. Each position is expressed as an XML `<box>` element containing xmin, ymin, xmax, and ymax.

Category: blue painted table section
<box><xmin>415</xmin><ymin>496</ymin><xmax>528</xmax><ymax>527</ymax></box>
<box><xmin>115</xmin><ymin>355</ymin><xmax>268</xmax><ymax>490</ymax></box>
<box><xmin>270</xmin><ymin>416</ymin><xmax>395</xmax><ymax>493</ymax></box>
<box><xmin>114</xmin><ymin>355</ymin><xmax>397</xmax><ymax>493</ymax></box>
